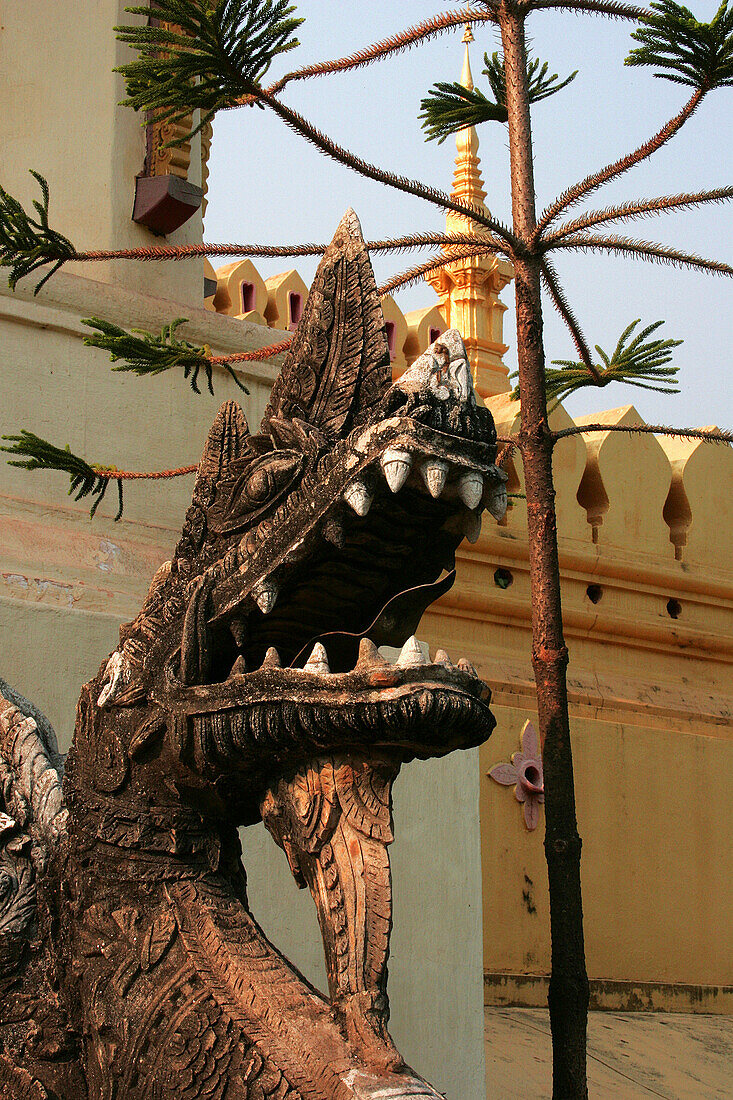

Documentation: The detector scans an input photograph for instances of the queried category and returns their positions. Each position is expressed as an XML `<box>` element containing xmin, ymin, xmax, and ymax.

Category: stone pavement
<box><xmin>485</xmin><ymin>1008</ymin><xmax>733</xmax><ymax>1098</ymax></box>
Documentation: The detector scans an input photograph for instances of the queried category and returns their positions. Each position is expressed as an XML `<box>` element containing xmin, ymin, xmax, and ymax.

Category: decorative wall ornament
<box><xmin>489</xmin><ymin>719</ymin><xmax>545</xmax><ymax>830</ymax></box>
<box><xmin>132</xmin><ymin>14</ymin><xmax>203</xmax><ymax>235</ymax></box>
<box><xmin>0</xmin><ymin>212</ymin><xmax>505</xmax><ymax>1098</ymax></box>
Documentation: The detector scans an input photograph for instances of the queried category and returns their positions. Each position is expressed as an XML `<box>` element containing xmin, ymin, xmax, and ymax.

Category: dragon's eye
<box><xmin>245</xmin><ymin>467</ymin><xmax>274</xmax><ymax>503</ymax></box>
<box><xmin>208</xmin><ymin>452</ymin><xmax>305</xmax><ymax>536</ymax></box>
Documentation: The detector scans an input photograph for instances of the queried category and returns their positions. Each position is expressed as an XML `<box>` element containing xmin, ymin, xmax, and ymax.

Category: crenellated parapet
<box><xmin>206</xmin><ymin>259</ymin><xmax>450</xmax><ymax>377</ymax></box>
<box><xmin>481</xmin><ymin>396</ymin><xmax>733</xmax><ymax>569</ymax></box>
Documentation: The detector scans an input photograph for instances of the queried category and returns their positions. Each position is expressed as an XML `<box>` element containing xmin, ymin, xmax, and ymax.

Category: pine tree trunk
<box><xmin>499</xmin><ymin>6</ymin><xmax>590</xmax><ymax>1097</ymax></box>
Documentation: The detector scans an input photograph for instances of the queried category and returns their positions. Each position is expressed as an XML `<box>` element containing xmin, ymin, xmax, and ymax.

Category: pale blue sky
<box><xmin>205</xmin><ymin>1</ymin><xmax>731</xmax><ymax>430</ymax></box>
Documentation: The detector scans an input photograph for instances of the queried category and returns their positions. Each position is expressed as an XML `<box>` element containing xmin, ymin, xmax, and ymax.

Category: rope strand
<box><xmin>92</xmin><ymin>464</ymin><xmax>197</xmax><ymax>481</ymax></box>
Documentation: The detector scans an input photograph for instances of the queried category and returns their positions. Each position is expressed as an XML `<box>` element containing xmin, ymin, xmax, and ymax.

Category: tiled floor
<box><xmin>485</xmin><ymin>1008</ymin><xmax>733</xmax><ymax>1098</ymax></box>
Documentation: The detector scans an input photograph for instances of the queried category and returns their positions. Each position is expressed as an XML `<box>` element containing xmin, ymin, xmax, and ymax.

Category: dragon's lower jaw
<box><xmin>166</xmin><ymin>637</ymin><xmax>494</xmax><ymax>819</ymax></box>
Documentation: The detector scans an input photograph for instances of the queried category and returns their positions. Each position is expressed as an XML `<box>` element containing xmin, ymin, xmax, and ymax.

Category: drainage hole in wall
<box><xmin>666</xmin><ymin>598</ymin><xmax>682</xmax><ymax>619</ymax></box>
<box><xmin>494</xmin><ymin>568</ymin><xmax>514</xmax><ymax>590</ymax></box>
<box><xmin>586</xmin><ymin>584</ymin><xmax>603</xmax><ymax>605</ymax></box>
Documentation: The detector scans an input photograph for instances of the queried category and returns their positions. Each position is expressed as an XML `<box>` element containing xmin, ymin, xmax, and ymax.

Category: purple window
<box><xmin>385</xmin><ymin>321</ymin><xmax>396</xmax><ymax>361</ymax></box>
<box><xmin>288</xmin><ymin>292</ymin><xmax>303</xmax><ymax>329</ymax></box>
<box><xmin>429</xmin><ymin>326</ymin><xmax>443</xmax><ymax>344</ymax></box>
<box><xmin>240</xmin><ymin>282</ymin><xmax>255</xmax><ymax>313</ymax></box>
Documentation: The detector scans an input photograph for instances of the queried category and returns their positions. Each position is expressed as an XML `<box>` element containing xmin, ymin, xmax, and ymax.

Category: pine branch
<box><xmin>0</xmin><ymin>171</ymin><xmax>76</xmax><ymax>293</ymax></box>
<box><xmin>626</xmin><ymin>1</ymin><xmax>733</xmax><ymax>88</ymax></box>
<box><xmin>484</xmin><ymin>48</ymin><xmax>578</xmax><ymax>107</ymax></box>
<box><xmin>553</xmin><ymin>422</ymin><xmax>733</xmax><ymax>443</ymax></box>
<box><xmin>530</xmin><ymin>319</ymin><xmax>683</xmax><ymax>405</ymax></box>
<box><xmin>537</xmin><ymin>2</ymin><xmax>733</xmax><ymax>235</ymax></box>
<box><xmin>209</xmin><ymin>338</ymin><xmax>292</xmax><ymax>363</ymax></box>
<box><xmin>71</xmin><ymin>231</ymin><xmax>512</xmax><ymax>262</ymax></box>
<box><xmin>116</xmin><ymin>0</ymin><xmax>303</xmax><ymax>144</ymax></box>
<box><xmin>245</xmin><ymin>9</ymin><xmax>500</xmax><ymax>103</ymax></box>
<box><xmin>0</xmin><ymin>430</ymin><xmax>203</xmax><ymax>520</ymax></box>
<box><xmin>256</xmin><ymin>89</ymin><xmax>518</xmax><ymax>246</ymax></box>
<box><xmin>81</xmin><ymin>317</ymin><xmax>250</xmax><ymax>395</ymax></box>
<box><xmin>420</xmin><ymin>82</ymin><xmax>509</xmax><ymax>143</ymax></box>
<box><xmin>523</xmin><ymin>0</ymin><xmax>648</xmax><ymax>18</ymax></box>
<box><xmin>553</xmin><ymin>233</ymin><xmax>733</xmax><ymax>274</ymax></box>
<box><xmin>420</xmin><ymin>50</ymin><xmax>577</xmax><ymax>143</ymax></box>
<box><xmin>535</xmin><ymin>87</ymin><xmax>705</xmax><ymax>237</ymax></box>
<box><xmin>545</xmin><ymin>186</ymin><xmax>733</xmax><ymax>242</ymax></box>
<box><xmin>377</xmin><ymin>244</ymin><xmax>507</xmax><ymax>296</ymax></box>
<box><xmin>0</xmin><ymin>431</ymin><xmax>124</xmax><ymax>519</ymax></box>
<box><xmin>539</xmin><ymin>259</ymin><xmax>598</xmax><ymax>376</ymax></box>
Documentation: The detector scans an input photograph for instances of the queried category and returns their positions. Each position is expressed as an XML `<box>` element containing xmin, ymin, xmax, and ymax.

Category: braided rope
<box><xmin>210</xmin><ymin>339</ymin><xmax>292</xmax><ymax>364</ymax></box>
<box><xmin>92</xmin><ymin>464</ymin><xmax>198</xmax><ymax>481</ymax></box>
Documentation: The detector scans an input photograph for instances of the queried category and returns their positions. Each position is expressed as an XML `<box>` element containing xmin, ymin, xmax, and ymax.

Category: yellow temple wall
<box><xmin>203</xmin><ymin>256</ymin><xmax>733</xmax><ymax>1012</ymax></box>
<box><xmin>0</xmin><ymin>3</ymin><xmax>205</xmax><ymax>305</ymax></box>
<box><xmin>437</xmin><ymin>396</ymin><xmax>732</xmax><ymax>1014</ymax></box>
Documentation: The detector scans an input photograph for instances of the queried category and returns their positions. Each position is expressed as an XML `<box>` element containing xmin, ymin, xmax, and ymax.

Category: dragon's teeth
<box><xmin>486</xmin><ymin>482</ymin><xmax>508</xmax><ymax>521</ymax></box>
<box><xmin>381</xmin><ymin>448</ymin><xmax>412</xmax><ymax>493</ymax></box>
<box><xmin>457</xmin><ymin>657</ymin><xmax>478</xmax><ymax>677</ymax></box>
<box><xmin>228</xmin><ymin>654</ymin><xmax>247</xmax><ymax>678</ymax></box>
<box><xmin>303</xmin><ymin>642</ymin><xmax>330</xmax><ymax>675</ymax></box>
<box><xmin>262</xmin><ymin>646</ymin><xmax>281</xmax><ymax>668</ymax></box>
<box><xmin>396</xmin><ymin>635</ymin><xmax>427</xmax><ymax>668</ymax></box>
<box><xmin>356</xmin><ymin>637</ymin><xmax>388</xmax><ymax>669</ymax></box>
<box><xmin>253</xmin><ymin>581</ymin><xmax>278</xmax><ymax>615</ymax></box>
<box><xmin>421</xmin><ymin>457</ymin><xmax>449</xmax><ymax>498</ymax></box>
<box><xmin>343</xmin><ymin>479</ymin><xmax>373</xmax><ymax>516</ymax></box>
<box><xmin>463</xmin><ymin>510</ymin><xmax>482</xmax><ymax>544</ymax></box>
<box><xmin>458</xmin><ymin>470</ymin><xmax>484</xmax><ymax>510</ymax></box>
<box><xmin>434</xmin><ymin>648</ymin><xmax>452</xmax><ymax>667</ymax></box>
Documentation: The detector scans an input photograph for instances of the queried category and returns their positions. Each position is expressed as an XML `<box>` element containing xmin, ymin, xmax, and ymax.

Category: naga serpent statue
<box><xmin>0</xmin><ymin>212</ymin><xmax>507</xmax><ymax>1099</ymax></box>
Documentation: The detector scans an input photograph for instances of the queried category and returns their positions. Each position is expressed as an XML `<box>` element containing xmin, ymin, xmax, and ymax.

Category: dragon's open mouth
<box><xmin>190</xmin><ymin>408</ymin><xmax>506</xmax><ymax>686</ymax></box>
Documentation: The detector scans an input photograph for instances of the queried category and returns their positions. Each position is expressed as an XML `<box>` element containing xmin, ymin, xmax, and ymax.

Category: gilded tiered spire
<box><xmin>450</xmin><ymin>25</ymin><xmax>488</xmax><ymax>219</ymax></box>
<box><xmin>426</xmin><ymin>25</ymin><xmax>515</xmax><ymax>398</ymax></box>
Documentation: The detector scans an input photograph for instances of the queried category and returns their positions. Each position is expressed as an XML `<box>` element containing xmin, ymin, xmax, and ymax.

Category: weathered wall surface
<box><xmin>415</xmin><ymin>396</ymin><xmax>733</xmax><ymax>1015</ymax></box>
<box><xmin>0</xmin><ymin>2</ymin><xmax>203</xmax><ymax>304</ymax></box>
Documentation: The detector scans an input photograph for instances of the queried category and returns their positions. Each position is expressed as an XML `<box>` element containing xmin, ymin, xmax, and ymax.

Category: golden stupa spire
<box><xmin>423</xmin><ymin>23</ymin><xmax>514</xmax><ymax>399</ymax></box>
<box><xmin>461</xmin><ymin>23</ymin><xmax>475</xmax><ymax>86</ymax></box>
<box><xmin>451</xmin><ymin>24</ymin><xmax>487</xmax><ymax>216</ymax></box>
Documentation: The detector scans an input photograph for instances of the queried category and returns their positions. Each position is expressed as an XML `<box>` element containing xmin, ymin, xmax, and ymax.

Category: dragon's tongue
<box><xmin>289</xmin><ymin>572</ymin><xmax>456</xmax><ymax>671</ymax></box>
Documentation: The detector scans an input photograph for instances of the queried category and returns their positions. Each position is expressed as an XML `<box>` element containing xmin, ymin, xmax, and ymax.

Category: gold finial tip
<box><xmin>462</xmin><ymin>23</ymin><xmax>474</xmax><ymax>44</ymax></box>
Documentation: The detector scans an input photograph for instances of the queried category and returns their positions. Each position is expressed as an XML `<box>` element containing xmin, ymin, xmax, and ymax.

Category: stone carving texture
<box><xmin>0</xmin><ymin>212</ymin><xmax>505</xmax><ymax>1098</ymax></box>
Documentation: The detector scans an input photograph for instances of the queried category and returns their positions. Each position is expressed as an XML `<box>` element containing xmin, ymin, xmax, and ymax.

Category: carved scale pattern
<box><xmin>262</xmin><ymin>754</ymin><xmax>401</xmax><ymax>1070</ymax></box>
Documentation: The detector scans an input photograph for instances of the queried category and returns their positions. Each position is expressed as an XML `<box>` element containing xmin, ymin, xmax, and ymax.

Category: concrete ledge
<box><xmin>484</xmin><ymin>972</ymin><xmax>733</xmax><ymax>1014</ymax></box>
<box><xmin>0</xmin><ymin>268</ymin><xmax>288</xmax><ymax>388</ymax></box>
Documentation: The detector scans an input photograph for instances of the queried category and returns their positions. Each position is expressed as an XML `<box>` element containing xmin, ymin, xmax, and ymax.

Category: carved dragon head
<box><xmin>86</xmin><ymin>211</ymin><xmax>504</xmax><ymax>822</ymax></box>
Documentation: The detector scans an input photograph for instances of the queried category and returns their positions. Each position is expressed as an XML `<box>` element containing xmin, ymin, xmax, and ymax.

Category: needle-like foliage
<box><xmin>514</xmin><ymin>319</ymin><xmax>682</xmax><ymax>405</ymax></box>
<box><xmin>420</xmin><ymin>50</ymin><xmax>576</xmax><ymax>142</ymax></box>
<box><xmin>0</xmin><ymin>431</ymin><xmax>123</xmax><ymax>519</ymax></box>
<box><xmin>0</xmin><ymin>172</ymin><xmax>76</xmax><ymax>293</ymax></box>
<box><xmin>82</xmin><ymin>317</ymin><xmax>249</xmax><ymax>395</ymax></box>
<box><xmin>116</xmin><ymin>0</ymin><xmax>303</xmax><ymax>143</ymax></box>
<box><xmin>626</xmin><ymin>0</ymin><xmax>733</xmax><ymax>88</ymax></box>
